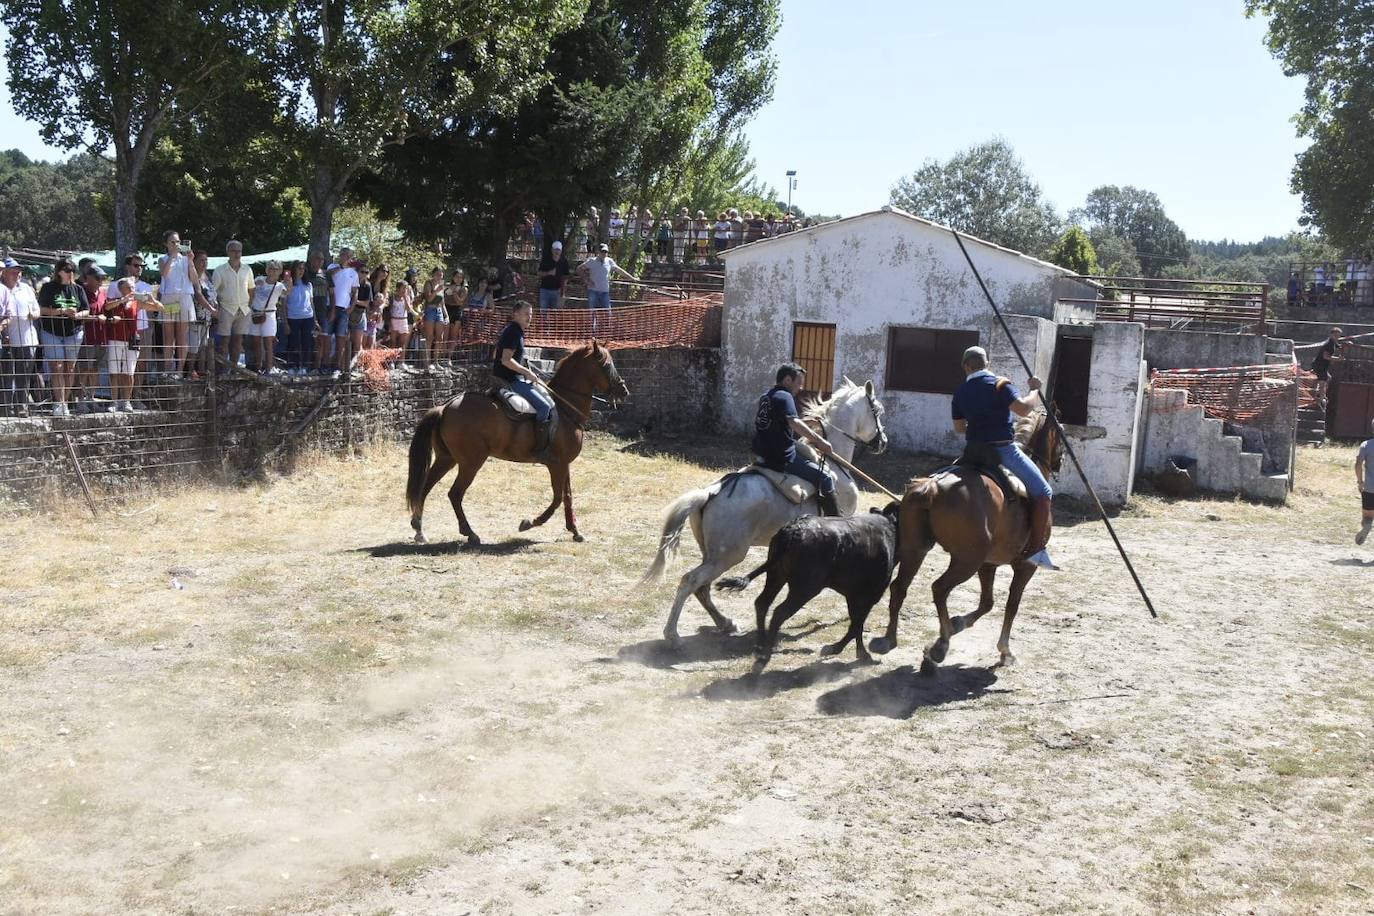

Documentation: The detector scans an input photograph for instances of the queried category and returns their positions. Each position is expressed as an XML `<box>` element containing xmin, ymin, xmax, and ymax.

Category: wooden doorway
<box><xmin>792</xmin><ymin>322</ymin><xmax>837</xmax><ymax>398</ymax></box>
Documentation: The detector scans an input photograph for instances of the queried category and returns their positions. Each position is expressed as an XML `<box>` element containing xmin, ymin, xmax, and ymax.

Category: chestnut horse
<box><xmin>871</xmin><ymin>407</ymin><xmax>1062</xmax><ymax>671</ymax></box>
<box><xmin>405</xmin><ymin>340</ymin><xmax>630</xmax><ymax>545</ymax></box>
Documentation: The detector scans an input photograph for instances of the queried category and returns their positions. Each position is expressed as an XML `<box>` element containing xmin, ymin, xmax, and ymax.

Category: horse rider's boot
<box><xmin>532</xmin><ymin>416</ymin><xmax>554</xmax><ymax>463</ymax></box>
<box><xmin>817</xmin><ymin>490</ymin><xmax>841</xmax><ymax>517</ymax></box>
<box><xmin>1023</xmin><ymin>495</ymin><xmax>1058</xmax><ymax>570</ymax></box>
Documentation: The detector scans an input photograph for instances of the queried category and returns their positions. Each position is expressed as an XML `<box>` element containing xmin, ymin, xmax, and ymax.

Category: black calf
<box><xmin>716</xmin><ymin>504</ymin><xmax>900</xmax><ymax>674</ymax></box>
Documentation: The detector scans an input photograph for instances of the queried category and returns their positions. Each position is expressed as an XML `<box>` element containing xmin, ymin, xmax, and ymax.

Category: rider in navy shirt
<box><xmin>751</xmin><ymin>363</ymin><xmax>841</xmax><ymax>516</ymax></box>
<box><xmin>494</xmin><ymin>300</ymin><xmax>556</xmax><ymax>461</ymax></box>
<box><xmin>951</xmin><ymin>346</ymin><xmax>1055</xmax><ymax>569</ymax></box>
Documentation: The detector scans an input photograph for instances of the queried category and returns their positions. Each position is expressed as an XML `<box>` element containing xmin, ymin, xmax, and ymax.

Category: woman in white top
<box><xmin>248</xmin><ymin>260</ymin><xmax>286</xmax><ymax>375</ymax></box>
<box><xmin>158</xmin><ymin>230</ymin><xmax>199</xmax><ymax>380</ymax></box>
<box><xmin>713</xmin><ymin>212</ymin><xmax>732</xmax><ymax>261</ymax></box>
<box><xmin>2</xmin><ymin>260</ymin><xmax>41</xmax><ymax>416</ymax></box>
<box><xmin>387</xmin><ymin>278</ymin><xmax>416</xmax><ymax>365</ymax></box>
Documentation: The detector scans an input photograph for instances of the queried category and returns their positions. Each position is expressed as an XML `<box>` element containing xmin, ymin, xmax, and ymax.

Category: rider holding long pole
<box><xmin>951</xmin><ymin>346</ymin><xmax>1055</xmax><ymax>570</ymax></box>
<box><xmin>752</xmin><ymin>364</ymin><xmax>841</xmax><ymax>517</ymax></box>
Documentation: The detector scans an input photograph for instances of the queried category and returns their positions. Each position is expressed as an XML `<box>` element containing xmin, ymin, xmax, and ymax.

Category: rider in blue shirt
<box><xmin>494</xmin><ymin>299</ymin><xmax>556</xmax><ymax>461</ymax></box>
<box><xmin>951</xmin><ymin>346</ymin><xmax>1055</xmax><ymax>569</ymax></box>
<box><xmin>752</xmin><ymin>363</ymin><xmax>841</xmax><ymax>516</ymax></box>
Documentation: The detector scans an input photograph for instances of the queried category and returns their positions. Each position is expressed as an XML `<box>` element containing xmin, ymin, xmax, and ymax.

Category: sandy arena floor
<box><xmin>2</xmin><ymin>435</ymin><xmax>1372</xmax><ymax>915</ymax></box>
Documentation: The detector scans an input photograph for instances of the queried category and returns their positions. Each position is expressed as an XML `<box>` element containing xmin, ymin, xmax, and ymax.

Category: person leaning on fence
<box><xmin>159</xmin><ymin>230</ymin><xmax>198</xmax><ymax>380</ymax></box>
<box><xmin>538</xmin><ymin>241</ymin><xmax>570</xmax><ymax>313</ymax></box>
<box><xmin>37</xmin><ymin>258</ymin><xmax>90</xmax><ymax>417</ymax></box>
<box><xmin>577</xmin><ymin>243</ymin><xmax>634</xmax><ymax>332</ymax></box>
<box><xmin>213</xmin><ymin>241</ymin><xmax>254</xmax><ymax>372</ymax></box>
<box><xmin>1310</xmin><ymin>326</ymin><xmax>1342</xmax><ymax>411</ymax></box>
<box><xmin>76</xmin><ymin>265</ymin><xmax>109</xmax><ymax>413</ymax></box>
<box><xmin>1</xmin><ymin>259</ymin><xmax>40</xmax><ymax>416</ymax></box>
<box><xmin>284</xmin><ymin>260</ymin><xmax>315</xmax><ymax>378</ymax></box>
<box><xmin>1355</xmin><ymin>421</ymin><xmax>1374</xmax><ymax>546</ymax></box>
<box><xmin>104</xmin><ymin>277</ymin><xmax>160</xmax><ymax>412</ymax></box>
<box><xmin>248</xmin><ymin>260</ymin><xmax>286</xmax><ymax>375</ymax></box>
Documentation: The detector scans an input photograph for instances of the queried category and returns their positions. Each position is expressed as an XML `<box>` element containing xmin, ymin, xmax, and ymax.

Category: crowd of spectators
<box><xmin>0</xmin><ymin>233</ymin><xmax>543</xmax><ymax>417</ymax></box>
<box><xmin>1286</xmin><ymin>257</ymin><xmax>1374</xmax><ymax>308</ymax></box>
<box><xmin>512</xmin><ymin>206</ymin><xmax>817</xmax><ymax>266</ymax></box>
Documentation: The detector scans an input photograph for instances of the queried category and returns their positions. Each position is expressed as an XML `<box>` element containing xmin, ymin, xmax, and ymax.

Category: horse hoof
<box><xmin>869</xmin><ymin>636</ymin><xmax>895</xmax><ymax>655</ymax></box>
<box><xmin>662</xmin><ymin>629</ymin><xmax>680</xmax><ymax>644</ymax></box>
<box><xmin>572</xmin><ymin>533</ymin><xmax>585</xmax><ymax>543</ymax></box>
<box><xmin>856</xmin><ymin>653</ymin><xmax>879</xmax><ymax>667</ymax></box>
<box><xmin>465</xmin><ymin>535</ymin><xmax>481</xmax><ymax>548</ymax></box>
<box><xmin>818</xmin><ymin>643</ymin><xmax>841</xmax><ymax>658</ymax></box>
<box><xmin>927</xmin><ymin>640</ymin><xmax>949</xmax><ymax>664</ymax></box>
<box><xmin>518</xmin><ymin>519</ymin><xmax>533</xmax><ymax>532</ymax></box>
<box><xmin>413</xmin><ymin>533</ymin><xmax>427</xmax><ymax>545</ymax></box>
<box><xmin>998</xmin><ymin>653</ymin><xmax>1018</xmax><ymax>668</ymax></box>
<box><xmin>718</xmin><ymin>619</ymin><xmax>737</xmax><ymax>636</ymax></box>
<box><xmin>919</xmin><ymin>656</ymin><xmax>938</xmax><ymax>677</ymax></box>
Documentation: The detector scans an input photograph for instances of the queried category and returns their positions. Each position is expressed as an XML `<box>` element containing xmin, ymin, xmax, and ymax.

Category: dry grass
<box><xmin>1</xmin><ymin>436</ymin><xmax>1372</xmax><ymax>915</ymax></box>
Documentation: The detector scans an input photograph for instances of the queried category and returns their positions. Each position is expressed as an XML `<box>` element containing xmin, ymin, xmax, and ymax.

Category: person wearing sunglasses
<box><xmin>36</xmin><ymin>259</ymin><xmax>90</xmax><ymax>416</ymax></box>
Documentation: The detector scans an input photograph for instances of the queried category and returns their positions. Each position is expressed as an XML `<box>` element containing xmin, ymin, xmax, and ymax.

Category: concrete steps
<box><xmin>1145</xmin><ymin>388</ymin><xmax>1290</xmax><ymax>502</ymax></box>
<box><xmin>1297</xmin><ymin>406</ymin><xmax>1326</xmax><ymax>444</ymax></box>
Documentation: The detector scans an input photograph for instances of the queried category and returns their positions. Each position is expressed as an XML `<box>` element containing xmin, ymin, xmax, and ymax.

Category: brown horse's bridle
<box><xmin>542</xmin><ymin>354</ymin><xmax>625</xmax><ymax>429</ymax></box>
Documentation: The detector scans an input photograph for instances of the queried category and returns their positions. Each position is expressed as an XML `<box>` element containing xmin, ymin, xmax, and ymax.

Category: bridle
<box><xmin>540</xmin><ymin>351</ymin><xmax>627</xmax><ymax>428</ymax></box>
<box><xmin>820</xmin><ymin>387</ymin><xmax>886</xmax><ymax>453</ymax></box>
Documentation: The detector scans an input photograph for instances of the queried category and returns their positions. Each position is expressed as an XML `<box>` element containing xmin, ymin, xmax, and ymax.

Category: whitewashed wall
<box><xmin>1054</xmin><ymin>322</ymin><xmax>1148</xmax><ymax>506</ymax></box>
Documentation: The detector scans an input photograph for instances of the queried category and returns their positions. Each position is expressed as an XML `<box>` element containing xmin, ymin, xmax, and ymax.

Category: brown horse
<box><xmin>870</xmin><ymin>407</ymin><xmax>1062</xmax><ymax>672</ymax></box>
<box><xmin>405</xmin><ymin>340</ymin><xmax>630</xmax><ymax>546</ymax></box>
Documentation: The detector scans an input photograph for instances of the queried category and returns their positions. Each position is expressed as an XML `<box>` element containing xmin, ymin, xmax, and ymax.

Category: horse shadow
<box><xmin>354</xmin><ymin>537</ymin><xmax>540</xmax><ymax>559</ymax></box>
<box><xmin>1329</xmin><ymin>556</ymin><xmax>1374</xmax><ymax>568</ymax></box>
<box><xmin>700</xmin><ymin>658</ymin><xmax>863</xmax><ymax>702</ymax></box>
<box><xmin>814</xmin><ymin>663</ymin><xmax>1000</xmax><ymax>719</ymax></box>
<box><xmin>612</xmin><ymin>623</ymin><xmax>827</xmax><ymax>670</ymax></box>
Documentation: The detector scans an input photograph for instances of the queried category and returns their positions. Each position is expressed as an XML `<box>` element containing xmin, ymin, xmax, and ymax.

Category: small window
<box><xmin>886</xmin><ymin>327</ymin><xmax>979</xmax><ymax>394</ymax></box>
<box><xmin>792</xmin><ymin>322</ymin><xmax>836</xmax><ymax>397</ymax></box>
<box><xmin>1051</xmin><ymin>333</ymin><xmax>1093</xmax><ymax>425</ymax></box>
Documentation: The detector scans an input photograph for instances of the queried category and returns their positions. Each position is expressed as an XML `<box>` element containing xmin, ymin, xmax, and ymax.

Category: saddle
<box><xmin>742</xmin><ymin>461</ymin><xmax>814</xmax><ymax>505</ymax></box>
<box><xmin>486</xmin><ymin>378</ymin><xmax>558</xmax><ymax>440</ymax></box>
<box><xmin>935</xmin><ymin>441</ymin><xmax>1026</xmax><ymax>504</ymax></box>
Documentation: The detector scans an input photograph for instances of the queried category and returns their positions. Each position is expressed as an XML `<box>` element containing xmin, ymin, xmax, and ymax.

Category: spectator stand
<box><xmin>1283</xmin><ymin>259</ymin><xmax>1374</xmax><ymax>309</ymax></box>
<box><xmin>1068</xmin><ymin>275</ymin><xmax>1269</xmax><ymax>335</ymax></box>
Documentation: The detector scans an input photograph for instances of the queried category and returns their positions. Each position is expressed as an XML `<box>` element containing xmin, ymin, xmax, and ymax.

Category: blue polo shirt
<box><xmin>952</xmin><ymin>370</ymin><xmax>1018</xmax><ymax>444</ymax></box>
<box><xmin>752</xmin><ymin>386</ymin><xmax>800</xmax><ymax>469</ymax></box>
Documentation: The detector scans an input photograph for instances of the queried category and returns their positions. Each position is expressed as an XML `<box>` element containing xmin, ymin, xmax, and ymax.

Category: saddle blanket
<box><xmin>741</xmin><ymin>464</ymin><xmax>814</xmax><ymax>505</ymax></box>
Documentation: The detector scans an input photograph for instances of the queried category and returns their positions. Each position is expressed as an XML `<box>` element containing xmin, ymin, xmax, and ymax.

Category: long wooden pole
<box><xmin>826</xmin><ymin>451</ymin><xmax>900</xmax><ymax>502</ymax></box>
<box><xmin>951</xmin><ymin>229</ymin><xmax>1158</xmax><ymax>619</ymax></box>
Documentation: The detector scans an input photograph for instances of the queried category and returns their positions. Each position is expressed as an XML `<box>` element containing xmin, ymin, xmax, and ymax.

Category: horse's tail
<box><xmin>406</xmin><ymin>405</ymin><xmax>444</xmax><ymax>515</ymax></box>
<box><xmin>640</xmin><ymin>485</ymin><xmax>713</xmax><ymax>586</ymax></box>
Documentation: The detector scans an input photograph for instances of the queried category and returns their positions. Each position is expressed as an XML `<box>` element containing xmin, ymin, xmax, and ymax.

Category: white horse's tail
<box><xmin>640</xmin><ymin>485</ymin><xmax>716</xmax><ymax>586</ymax></box>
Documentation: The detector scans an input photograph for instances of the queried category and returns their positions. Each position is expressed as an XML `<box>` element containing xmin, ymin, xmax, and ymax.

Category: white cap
<box><xmin>552</xmin><ymin>240</ymin><xmax>563</xmax><ymax>249</ymax></box>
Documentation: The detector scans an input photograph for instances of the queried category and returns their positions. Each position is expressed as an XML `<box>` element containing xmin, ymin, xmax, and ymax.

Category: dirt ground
<box><xmin>3</xmin><ymin>434</ymin><xmax>1373</xmax><ymax>915</ymax></box>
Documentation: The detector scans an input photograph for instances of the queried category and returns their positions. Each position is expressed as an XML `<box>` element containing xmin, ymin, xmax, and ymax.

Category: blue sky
<box><xmin>743</xmin><ymin>0</ymin><xmax>1309</xmax><ymax>241</ymax></box>
<box><xmin>0</xmin><ymin>1</ymin><xmax>1306</xmax><ymax>242</ymax></box>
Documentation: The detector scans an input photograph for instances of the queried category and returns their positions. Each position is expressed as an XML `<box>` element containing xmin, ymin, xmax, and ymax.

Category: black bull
<box><xmin>716</xmin><ymin>505</ymin><xmax>901</xmax><ymax>674</ymax></box>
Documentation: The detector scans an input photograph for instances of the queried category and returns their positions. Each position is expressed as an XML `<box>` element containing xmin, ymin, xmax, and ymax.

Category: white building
<box><xmin>718</xmin><ymin>207</ymin><xmax>1151</xmax><ymax>505</ymax></box>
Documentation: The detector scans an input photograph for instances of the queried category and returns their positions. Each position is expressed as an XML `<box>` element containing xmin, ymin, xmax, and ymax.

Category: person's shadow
<box><xmin>814</xmin><ymin>664</ymin><xmax>1001</xmax><ymax>719</ymax></box>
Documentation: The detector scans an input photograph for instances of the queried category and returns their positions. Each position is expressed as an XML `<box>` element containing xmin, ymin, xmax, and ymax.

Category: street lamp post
<box><xmin>785</xmin><ymin>170</ymin><xmax>797</xmax><ymax>218</ymax></box>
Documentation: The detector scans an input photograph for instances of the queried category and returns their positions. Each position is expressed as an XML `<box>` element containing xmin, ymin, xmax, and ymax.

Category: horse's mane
<box><xmin>801</xmin><ymin>379</ymin><xmax>870</xmax><ymax>421</ymax></box>
<box><xmin>1013</xmin><ymin>406</ymin><xmax>1046</xmax><ymax>449</ymax></box>
<box><xmin>552</xmin><ymin>340</ymin><xmax>611</xmax><ymax>377</ymax></box>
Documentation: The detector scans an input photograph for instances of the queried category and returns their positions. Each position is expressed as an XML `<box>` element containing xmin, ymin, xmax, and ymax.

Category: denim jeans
<box><xmin>538</xmin><ymin>288</ymin><xmax>561</xmax><ymax>311</ymax></box>
<box><xmin>995</xmin><ymin>443</ymin><xmax>1053</xmax><ymax>499</ymax></box>
<box><xmin>587</xmin><ymin>290</ymin><xmax>611</xmax><ymax>310</ymax></box>
<box><xmin>508</xmin><ymin>376</ymin><xmax>554</xmax><ymax>422</ymax></box>
<box><xmin>783</xmin><ymin>455</ymin><xmax>836</xmax><ymax>495</ymax></box>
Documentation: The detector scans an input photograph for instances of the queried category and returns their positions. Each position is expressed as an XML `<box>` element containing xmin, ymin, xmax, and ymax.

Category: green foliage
<box><xmin>1047</xmin><ymin>227</ymin><xmax>1099</xmax><ymax>275</ymax></box>
<box><xmin>0</xmin><ymin>152</ymin><xmax>111</xmax><ymax>250</ymax></box>
<box><xmin>1088</xmin><ymin>231</ymin><xmax>1143</xmax><ymax>278</ymax></box>
<box><xmin>889</xmin><ymin>138</ymin><xmax>1062</xmax><ymax>257</ymax></box>
<box><xmin>1071</xmin><ymin>185</ymin><xmax>1189</xmax><ymax>278</ymax></box>
<box><xmin>1246</xmin><ymin>0</ymin><xmax>1374</xmax><ymax>251</ymax></box>
<box><xmin>0</xmin><ymin>0</ymin><xmax>266</xmax><ymax>256</ymax></box>
<box><xmin>331</xmin><ymin>204</ymin><xmax>445</xmax><ymax>278</ymax></box>
<box><xmin>1165</xmin><ymin>232</ymin><xmax>1341</xmax><ymax>305</ymax></box>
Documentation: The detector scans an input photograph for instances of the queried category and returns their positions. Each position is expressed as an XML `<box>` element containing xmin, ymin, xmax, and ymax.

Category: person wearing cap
<box><xmin>76</xmin><ymin>264</ymin><xmax>109</xmax><ymax>412</ymax></box>
<box><xmin>158</xmin><ymin>229</ymin><xmax>200</xmax><ymax>380</ymax></box>
<box><xmin>1</xmin><ymin>258</ymin><xmax>35</xmax><ymax>415</ymax></box>
<box><xmin>212</xmin><ymin>240</ymin><xmax>254</xmax><ymax>372</ymax></box>
<box><xmin>1310</xmin><ymin>326</ymin><xmax>1342</xmax><ymax>411</ymax></box>
<box><xmin>36</xmin><ymin>258</ymin><xmax>91</xmax><ymax>417</ymax></box>
<box><xmin>752</xmin><ymin>363</ymin><xmax>840</xmax><ymax>516</ymax></box>
<box><xmin>577</xmin><ymin>243</ymin><xmax>634</xmax><ymax>331</ymax></box>
<box><xmin>537</xmin><ymin>241</ymin><xmax>570</xmax><ymax>313</ymax></box>
<box><xmin>952</xmin><ymin>346</ymin><xmax>1055</xmax><ymax>569</ymax></box>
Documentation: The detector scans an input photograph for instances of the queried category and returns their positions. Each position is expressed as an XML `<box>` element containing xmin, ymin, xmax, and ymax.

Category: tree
<box><xmin>1072</xmin><ymin>185</ymin><xmax>1188</xmax><ymax>278</ymax></box>
<box><xmin>1087</xmin><ymin>230</ymin><xmax>1142</xmax><ymax>278</ymax></box>
<box><xmin>1047</xmin><ymin>227</ymin><xmax>1099</xmax><ymax>276</ymax></box>
<box><xmin>1247</xmin><ymin>0</ymin><xmax>1374</xmax><ymax>251</ymax></box>
<box><xmin>0</xmin><ymin>153</ymin><xmax>112</xmax><ymax>250</ymax></box>
<box><xmin>268</xmin><ymin>0</ymin><xmax>585</xmax><ymax>256</ymax></box>
<box><xmin>889</xmin><ymin>138</ymin><xmax>1062</xmax><ymax>257</ymax></box>
<box><xmin>1</xmin><ymin>0</ymin><xmax>264</xmax><ymax>259</ymax></box>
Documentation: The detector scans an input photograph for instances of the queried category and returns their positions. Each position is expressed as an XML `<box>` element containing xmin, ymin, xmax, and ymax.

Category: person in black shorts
<box><xmin>1309</xmin><ymin>326</ymin><xmax>1342</xmax><ymax>410</ymax></box>
<box><xmin>1356</xmin><ymin>422</ymin><xmax>1374</xmax><ymax>545</ymax></box>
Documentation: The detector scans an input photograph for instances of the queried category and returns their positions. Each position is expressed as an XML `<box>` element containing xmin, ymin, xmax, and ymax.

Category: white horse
<box><xmin>642</xmin><ymin>378</ymin><xmax>889</xmax><ymax>641</ymax></box>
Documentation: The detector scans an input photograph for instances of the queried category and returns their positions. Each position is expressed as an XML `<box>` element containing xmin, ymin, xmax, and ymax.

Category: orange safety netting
<box><xmin>1152</xmin><ymin>362</ymin><xmax>1300</xmax><ymax>423</ymax></box>
<box><xmin>453</xmin><ymin>295</ymin><xmax>722</xmax><ymax>350</ymax></box>
<box><xmin>355</xmin><ymin>347</ymin><xmax>405</xmax><ymax>392</ymax></box>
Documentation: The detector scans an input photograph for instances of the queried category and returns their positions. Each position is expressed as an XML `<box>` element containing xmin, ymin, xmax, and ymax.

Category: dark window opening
<box><xmin>1050</xmin><ymin>333</ymin><xmax>1093</xmax><ymax>425</ymax></box>
<box><xmin>886</xmin><ymin>327</ymin><xmax>979</xmax><ymax>394</ymax></box>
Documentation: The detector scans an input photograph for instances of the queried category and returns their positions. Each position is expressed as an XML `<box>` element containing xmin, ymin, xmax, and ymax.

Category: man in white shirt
<box><xmin>212</xmin><ymin>240</ymin><xmax>254</xmax><ymax>370</ymax></box>
<box><xmin>577</xmin><ymin>243</ymin><xmax>635</xmax><ymax>333</ymax></box>
<box><xmin>330</xmin><ymin>246</ymin><xmax>359</xmax><ymax>377</ymax></box>
<box><xmin>2</xmin><ymin>258</ymin><xmax>41</xmax><ymax>416</ymax></box>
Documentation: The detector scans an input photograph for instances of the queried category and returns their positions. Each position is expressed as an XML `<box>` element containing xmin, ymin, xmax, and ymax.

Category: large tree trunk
<box><xmin>307</xmin><ymin>158</ymin><xmax>340</xmax><ymax>258</ymax></box>
<box><xmin>112</xmin><ymin>142</ymin><xmax>141</xmax><ymax>259</ymax></box>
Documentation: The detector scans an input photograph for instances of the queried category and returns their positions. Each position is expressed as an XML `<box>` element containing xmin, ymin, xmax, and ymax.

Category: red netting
<box><xmin>355</xmin><ymin>347</ymin><xmax>404</xmax><ymax>392</ymax></box>
<box><xmin>453</xmin><ymin>295</ymin><xmax>722</xmax><ymax>350</ymax></box>
<box><xmin>1152</xmin><ymin>363</ymin><xmax>1299</xmax><ymax>423</ymax></box>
